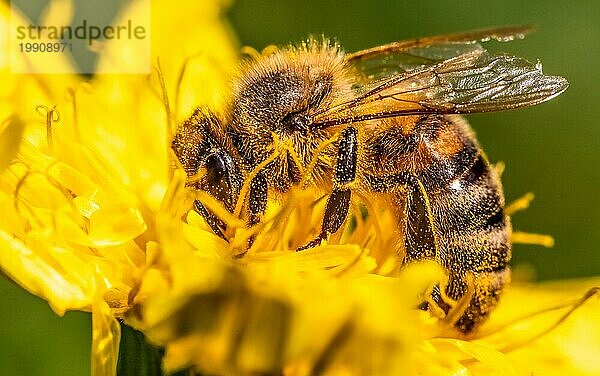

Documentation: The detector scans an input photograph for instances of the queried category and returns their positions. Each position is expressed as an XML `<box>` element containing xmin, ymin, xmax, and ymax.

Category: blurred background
<box><xmin>1</xmin><ymin>0</ymin><xmax>599</xmax><ymax>374</ymax></box>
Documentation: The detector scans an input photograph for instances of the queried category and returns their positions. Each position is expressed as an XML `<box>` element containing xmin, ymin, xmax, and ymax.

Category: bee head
<box><xmin>172</xmin><ymin>108</ymin><xmax>242</xmax><ymax>211</ymax></box>
<box><xmin>230</xmin><ymin>43</ymin><xmax>347</xmax><ymax>138</ymax></box>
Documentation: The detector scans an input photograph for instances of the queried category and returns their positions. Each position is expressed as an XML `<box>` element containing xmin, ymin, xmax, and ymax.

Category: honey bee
<box><xmin>172</xmin><ymin>26</ymin><xmax>568</xmax><ymax>333</ymax></box>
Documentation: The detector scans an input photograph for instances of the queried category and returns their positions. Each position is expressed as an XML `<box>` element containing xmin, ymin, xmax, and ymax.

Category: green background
<box><xmin>2</xmin><ymin>0</ymin><xmax>599</xmax><ymax>374</ymax></box>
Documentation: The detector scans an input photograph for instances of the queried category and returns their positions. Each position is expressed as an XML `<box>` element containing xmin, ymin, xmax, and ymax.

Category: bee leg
<box><xmin>247</xmin><ymin>172</ymin><xmax>268</xmax><ymax>247</ymax></box>
<box><xmin>298</xmin><ymin>127</ymin><xmax>358</xmax><ymax>251</ymax></box>
<box><xmin>194</xmin><ymin>200</ymin><xmax>227</xmax><ymax>240</ymax></box>
<box><xmin>403</xmin><ymin>174</ymin><xmax>439</xmax><ymax>262</ymax></box>
<box><xmin>193</xmin><ymin>149</ymin><xmax>243</xmax><ymax>242</ymax></box>
<box><xmin>365</xmin><ymin>172</ymin><xmax>439</xmax><ymax>261</ymax></box>
<box><xmin>297</xmin><ymin>188</ymin><xmax>352</xmax><ymax>250</ymax></box>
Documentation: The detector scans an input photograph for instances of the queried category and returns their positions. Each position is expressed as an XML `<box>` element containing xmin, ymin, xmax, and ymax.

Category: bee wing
<box><xmin>347</xmin><ymin>26</ymin><xmax>534</xmax><ymax>80</ymax></box>
<box><xmin>313</xmin><ymin>48</ymin><xmax>568</xmax><ymax>127</ymax></box>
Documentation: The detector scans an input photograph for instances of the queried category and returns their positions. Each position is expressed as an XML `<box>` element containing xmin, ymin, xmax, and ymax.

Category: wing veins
<box><xmin>312</xmin><ymin>27</ymin><xmax>567</xmax><ymax>129</ymax></box>
<box><xmin>347</xmin><ymin>25</ymin><xmax>533</xmax><ymax>62</ymax></box>
<box><xmin>315</xmin><ymin>52</ymin><xmax>480</xmax><ymax>118</ymax></box>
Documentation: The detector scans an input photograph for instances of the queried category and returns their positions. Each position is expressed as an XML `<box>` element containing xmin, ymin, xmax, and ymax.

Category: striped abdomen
<box><xmin>363</xmin><ymin>114</ymin><xmax>511</xmax><ymax>333</ymax></box>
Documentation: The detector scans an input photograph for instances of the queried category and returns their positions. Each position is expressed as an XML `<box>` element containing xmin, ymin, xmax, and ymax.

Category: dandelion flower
<box><xmin>1</xmin><ymin>0</ymin><xmax>237</xmax><ymax>373</ymax></box>
<box><xmin>0</xmin><ymin>1</ymin><xmax>598</xmax><ymax>375</ymax></box>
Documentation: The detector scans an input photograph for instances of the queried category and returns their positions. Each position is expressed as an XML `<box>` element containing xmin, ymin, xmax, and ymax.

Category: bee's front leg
<box><xmin>248</xmin><ymin>172</ymin><xmax>268</xmax><ymax>226</ymax></box>
<box><xmin>194</xmin><ymin>200</ymin><xmax>227</xmax><ymax>240</ymax></box>
<box><xmin>246</xmin><ymin>172</ymin><xmax>268</xmax><ymax>247</ymax></box>
<box><xmin>297</xmin><ymin>127</ymin><xmax>358</xmax><ymax>251</ymax></box>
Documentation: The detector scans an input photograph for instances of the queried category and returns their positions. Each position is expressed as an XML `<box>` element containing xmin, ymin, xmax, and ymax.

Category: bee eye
<box><xmin>281</xmin><ymin>112</ymin><xmax>310</xmax><ymax>134</ymax></box>
<box><xmin>205</xmin><ymin>153</ymin><xmax>227</xmax><ymax>178</ymax></box>
<box><xmin>200</xmin><ymin>151</ymin><xmax>241</xmax><ymax>213</ymax></box>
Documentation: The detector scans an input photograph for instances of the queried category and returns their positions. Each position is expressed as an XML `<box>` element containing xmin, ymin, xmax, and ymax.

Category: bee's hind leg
<box><xmin>297</xmin><ymin>127</ymin><xmax>358</xmax><ymax>251</ymax></box>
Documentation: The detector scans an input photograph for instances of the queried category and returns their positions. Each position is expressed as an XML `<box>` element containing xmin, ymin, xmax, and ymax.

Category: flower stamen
<box><xmin>301</xmin><ymin>132</ymin><xmax>339</xmax><ymax>187</ymax></box>
<box><xmin>512</xmin><ymin>231</ymin><xmax>554</xmax><ymax>248</ymax></box>
<box><xmin>505</xmin><ymin>192</ymin><xmax>535</xmax><ymax>216</ymax></box>
<box><xmin>36</xmin><ymin>105</ymin><xmax>60</xmax><ymax>151</ymax></box>
<box><xmin>13</xmin><ymin>170</ymin><xmax>45</xmax><ymax>230</ymax></box>
<box><xmin>154</xmin><ymin>60</ymin><xmax>174</xmax><ymax>141</ymax></box>
<box><xmin>65</xmin><ymin>83</ymin><xmax>91</xmax><ymax>142</ymax></box>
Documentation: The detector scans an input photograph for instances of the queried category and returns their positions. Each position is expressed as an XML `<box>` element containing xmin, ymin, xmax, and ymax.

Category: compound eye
<box><xmin>205</xmin><ymin>153</ymin><xmax>227</xmax><ymax>180</ymax></box>
<box><xmin>281</xmin><ymin>112</ymin><xmax>310</xmax><ymax>134</ymax></box>
<box><xmin>202</xmin><ymin>151</ymin><xmax>239</xmax><ymax>210</ymax></box>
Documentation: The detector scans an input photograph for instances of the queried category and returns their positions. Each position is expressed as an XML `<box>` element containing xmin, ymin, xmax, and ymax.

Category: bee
<box><xmin>172</xmin><ymin>26</ymin><xmax>568</xmax><ymax>333</ymax></box>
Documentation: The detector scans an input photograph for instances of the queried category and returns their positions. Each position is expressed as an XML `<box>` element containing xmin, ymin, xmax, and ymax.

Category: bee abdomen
<box><xmin>432</xmin><ymin>154</ymin><xmax>506</xmax><ymax>237</ymax></box>
<box><xmin>366</xmin><ymin>115</ymin><xmax>481</xmax><ymax>192</ymax></box>
<box><xmin>363</xmin><ymin>115</ymin><xmax>511</xmax><ymax>332</ymax></box>
<box><xmin>415</xmin><ymin>137</ymin><xmax>480</xmax><ymax>193</ymax></box>
<box><xmin>452</xmin><ymin>268</ymin><xmax>511</xmax><ymax>333</ymax></box>
<box><xmin>400</xmin><ymin>116</ymin><xmax>510</xmax><ymax>332</ymax></box>
<box><xmin>427</xmin><ymin>144</ymin><xmax>511</xmax><ymax>271</ymax></box>
<box><xmin>428</xmin><ymin>146</ymin><xmax>512</xmax><ymax>332</ymax></box>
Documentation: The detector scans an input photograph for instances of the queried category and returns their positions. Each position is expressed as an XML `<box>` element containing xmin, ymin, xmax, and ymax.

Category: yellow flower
<box><xmin>0</xmin><ymin>1</ymin><xmax>598</xmax><ymax>376</ymax></box>
<box><xmin>1</xmin><ymin>0</ymin><xmax>237</xmax><ymax>374</ymax></box>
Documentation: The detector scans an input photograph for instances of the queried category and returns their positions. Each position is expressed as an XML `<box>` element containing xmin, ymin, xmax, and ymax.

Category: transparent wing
<box><xmin>349</xmin><ymin>42</ymin><xmax>484</xmax><ymax>82</ymax></box>
<box><xmin>314</xmin><ymin>48</ymin><xmax>568</xmax><ymax>128</ymax></box>
<box><xmin>346</xmin><ymin>26</ymin><xmax>534</xmax><ymax>81</ymax></box>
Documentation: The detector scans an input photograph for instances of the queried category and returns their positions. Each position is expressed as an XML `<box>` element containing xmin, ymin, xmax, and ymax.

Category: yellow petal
<box><xmin>86</xmin><ymin>0</ymin><xmax>150</xmax><ymax>74</ymax></box>
<box><xmin>88</xmin><ymin>204</ymin><xmax>147</xmax><ymax>247</ymax></box>
<box><xmin>0</xmin><ymin>230</ymin><xmax>90</xmax><ymax>314</ymax></box>
<box><xmin>9</xmin><ymin>1</ymin><xmax>79</xmax><ymax>74</ymax></box>
<box><xmin>0</xmin><ymin>115</ymin><xmax>25</xmax><ymax>173</ymax></box>
<box><xmin>433</xmin><ymin>338</ymin><xmax>521</xmax><ymax>376</ymax></box>
<box><xmin>92</xmin><ymin>298</ymin><xmax>121</xmax><ymax>376</ymax></box>
<box><xmin>39</xmin><ymin>0</ymin><xmax>75</xmax><ymax>29</ymax></box>
<box><xmin>1</xmin><ymin>1</ymin><xmax>79</xmax><ymax>106</ymax></box>
<box><xmin>149</xmin><ymin>0</ymin><xmax>239</xmax><ymax>116</ymax></box>
<box><xmin>182</xmin><ymin>222</ymin><xmax>229</xmax><ymax>259</ymax></box>
<box><xmin>488</xmin><ymin>280</ymin><xmax>600</xmax><ymax>376</ymax></box>
<box><xmin>95</xmin><ymin>0</ymin><xmax>238</xmax><ymax>116</ymax></box>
